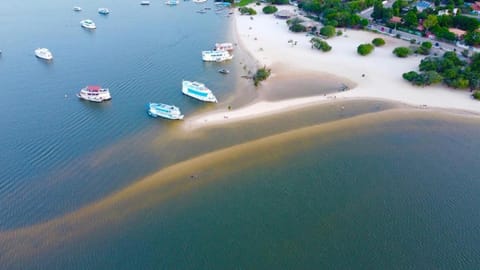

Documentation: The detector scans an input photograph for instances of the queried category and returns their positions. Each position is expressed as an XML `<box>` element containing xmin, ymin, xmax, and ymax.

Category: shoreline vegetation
<box><xmin>186</xmin><ymin>3</ymin><xmax>480</xmax><ymax>130</ymax></box>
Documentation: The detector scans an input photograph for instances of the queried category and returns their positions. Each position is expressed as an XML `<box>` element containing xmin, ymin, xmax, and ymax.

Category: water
<box><xmin>1</xmin><ymin>1</ymin><xmax>480</xmax><ymax>269</ymax></box>
<box><xmin>0</xmin><ymin>0</ymin><xmax>239</xmax><ymax>228</ymax></box>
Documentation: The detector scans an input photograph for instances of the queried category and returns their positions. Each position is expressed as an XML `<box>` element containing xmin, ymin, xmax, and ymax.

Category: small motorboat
<box><xmin>73</xmin><ymin>6</ymin><xmax>82</xmax><ymax>11</ymax></box>
<box><xmin>98</xmin><ymin>8</ymin><xmax>110</xmax><ymax>15</ymax></box>
<box><xmin>218</xmin><ymin>68</ymin><xmax>230</xmax><ymax>74</ymax></box>
<box><xmin>34</xmin><ymin>48</ymin><xmax>53</xmax><ymax>60</ymax></box>
<box><xmin>140</xmin><ymin>1</ymin><xmax>151</xmax><ymax>5</ymax></box>
<box><xmin>80</xmin><ymin>19</ymin><xmax>96</xmax><ymax>29</ymax></box>
<box><xmin>147</xmin><ymin>103</ymin><xmax>184</xmax><ymax>120</ymax></box>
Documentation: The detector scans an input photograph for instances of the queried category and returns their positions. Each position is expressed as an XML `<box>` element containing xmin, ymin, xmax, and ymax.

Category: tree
<box><xmin>403</xmin><ymin>10</ymin><xmax>418</xmax><ymax>28</ymax></box>
<box><xmin>453</xmin><ymin>15</ymin><xmax>480</xmax><ymax>32</ymax></box>
<box><xmin>357</xmin><ymin>43</ymin><xmax>375</xmax><ymax>55</ymax></box>
<box><xmin>262</xmin><ymin>5</ymin><xmax>278</xmax><ymax>14</ymax></box>
<box><xmin>320</xmin><ymin>26</ymin><xmax>336</xmax><ymax>38</ymax></box>
<box><xmin>393</xmin><ymin>47</ymin><xmax>411</xmax><ymax>57</ymax></box>
<box><xmin>372</xmin><ymin>37</ymin><xmax>386</xmax><ymax>46</ymax></box>
<box><xmin>310</xmin><ymin>38</ymin><xmax>332</xmax><ymax>52</ymax></box>
<box><xmin>290</xmin><ymin>23</ymin><xmax>307</xmax><ymax>32</ymax></box>
<box><xmin>423</xmin><ymin>15</ymin><xmax>438</xmax><ymax>32</ymax></box>
<box><xmin>371</xmin><ymin>0</ymin><xmax>384</xmax><ymax>21</ymax></box>
<box><xmin>464</xmin><ymin>31</ymin><xmax>480</xmax><ymax>46</ymax></box>
<box><xmin>473</xmin><ymin>91</ymin><xmax>480</xmax><ymax>100</ymax></box>
<box><xmin>253</xmin><ymin>66</ymin><xmax>271</xmax><ymax>86</ymax></box>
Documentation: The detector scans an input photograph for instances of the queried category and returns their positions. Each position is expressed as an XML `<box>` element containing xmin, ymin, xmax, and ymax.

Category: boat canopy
<box><xmin>87</xmin><ymin>85</ymin><xmax>101</xmax><ymax>91</ymax></box>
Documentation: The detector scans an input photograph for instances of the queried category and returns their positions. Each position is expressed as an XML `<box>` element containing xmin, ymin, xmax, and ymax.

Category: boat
<box><xmin>140</xmin><ymin>1</ymin><xmax>151</xmax><ymax>5</ymax></box>
<box><xmin>218</xmin><ymin>68</ymin><xmax>230</xmax><ymax>74</ymax></box>
<box><xmin>182</xmin><ymin>80</ymin><xmax>217</xmax><ymax>103</ymax></box>
<box><xmin>215</xmin><ymin>42</ymin><xmax>234</xmax><ymax>51</ymax></box>
<box><xmin>34</xmin><ymin>48</ymin><xmax>53</xmax><ymax>60</ymax></box>
<box><xmin>147</xmin><ymin>103</ymin><xmax>184</xmax><ymax>120</ymax></box>
<box><xmin>80</xmin><ymin>19</ymin><xmax>96</xmax><ymax>29</ymax></box>
<box><xmin>77</xmin><ymin>85</ymin><xmax>111</xmax><ymax>102</ymax></box>
<box><xmin>196</xmin><ymin>9</ymin><xmax>207</xmax><ymax>13</ymax></box>
<box><xmin>165</xmin><ymin>0</ymin><xmax>179</xmax><ymax>5</ymax></box>
<box><xmin>193</xmin><ymin>0</ymin><xmax>207</xmax><ymax>3</ymax></box>
<box><xmin>201</xmin><ymin>50</ymin><xmax>233</xmax><ymax>62</ymax></box>
<box><xmin>73</xmin><ymin>6</ymin><xmax>82</xmax><ymax>11</ymax></box>
<box><xmin>98</xmin><ymin>8</ymin><xmax>110</xmax><ymax>15</ymax></box>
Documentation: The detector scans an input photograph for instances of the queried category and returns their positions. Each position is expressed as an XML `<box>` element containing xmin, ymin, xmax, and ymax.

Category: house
<box><xmin>300</xmin><ymin>21</ymin><xmax>321</xmax><ymax>32</ymax></box>
<box><xmin>275</xmin><ymin>10</ymin><xmax>294</xmax><ymax>19</ymax></box>
<box><xmin>390</xmin><ymin>16</ymin><xmax>402</xmax><ymax>24</ymax></box>
<box><xmin>438</xmin><ymin>8</ymin><xmax>458</xmax><ymax>16</ymax></box>
<box><xmin>472</xmin><ymin>1</ymin><xmax>480</xmax><ymax>15</ymax></box>
<box><xmin>449</xmin><ymin>28</ymin><xmax>467</xmax><ymax>38</ymax></box>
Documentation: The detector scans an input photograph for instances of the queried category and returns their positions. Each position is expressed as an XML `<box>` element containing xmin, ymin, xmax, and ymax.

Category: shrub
<box><xmin>238</xmin><ymin>7</ymin><xmax>257</xmax><ymax>15</ymax></box>
<box><xmin>253</xmin><ymin>66</ymin><xmax>271</xmax><ymax>86</ymax></box>
<box><xmin>372</xmin><ymin>38</ymin><xmax>385</xmax><ymax>46</ymax></box>
<box><xmin>289</xmin><ymin>23</ymin><xmax>307</xmax><ymax>32</ymax></box>
<box><xmin>336</xmin><ymin>30</ymin><xmax>343</xmax><ymax>36</ymax></box>
<box><xmin>473</xmin><ymin>91</ymin><xmax>480</xmax><ymax>100</ymax></box>
<box><xmin>357</xmin><ymin>43</ymin><xmax>374</xmax><ymax>56</ymax></box>
<box><xmin>393</xmin><ymin>47</ymin><xmax>411</xmax><ymax>57</ymax></box>
<box><xmin>421</xmin><ymin>41</ymin><xmax>432</xmax><ymax>49</ymax></box>
<box><xmin>320</xmin><ymin>26</ymin><xmax>336</xmax><ymax>38</ymax></box>
<box><xmin>310</xmin><ymin>37</ymin><xmax>332</xmax><ymax>52</ymax></box>
<box><xmin>262</xmin><ymin>5</ymin><xmax>278</xmax><ymax>14</ymax></box>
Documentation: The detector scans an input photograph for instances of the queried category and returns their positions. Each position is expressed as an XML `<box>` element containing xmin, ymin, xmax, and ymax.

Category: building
<box><xmin>416</xmin><ymin>1</ymin><xmax>433</xmax><ymax>12</ymax></box>
<box><xmin>449</xmin><ymin>28</ymin><xmax>467</xmax><ymax>38</ymax></box>
<box><xmin>274</xmin><ymin>10</ymin><xmax>294</xmax><ymax>19</ymax></box>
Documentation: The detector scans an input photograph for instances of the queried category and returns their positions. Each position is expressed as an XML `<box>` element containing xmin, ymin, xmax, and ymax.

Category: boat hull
<box><xmin>147</xmin><ymin>103</ymin><xmax>184</xmax><ymax>120</ymax></box>
<box><xmin>182</xmin><ymin>80</ymin><xmax>217</xmax><ymax>103</ymax></box>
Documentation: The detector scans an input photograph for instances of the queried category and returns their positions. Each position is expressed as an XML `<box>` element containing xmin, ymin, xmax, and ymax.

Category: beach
<box><xmin>185</xmin><ymin>4</ymin><xmax>480</xmax><ymax>129</ymax></box>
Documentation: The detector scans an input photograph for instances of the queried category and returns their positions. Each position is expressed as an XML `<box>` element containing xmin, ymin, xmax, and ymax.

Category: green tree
<box><xmin>357</xmin><ymin>43</ymin><xmax>375</xmax><ymax>55</ymax></box>
<box><xmin>464</xmin><ymin>31</ymin><xmax>480</xmax><ymax>46</ymax></box>
<box><xmin>423</xmin><ymin>15</ymin><xmax>438</xmax><ymax>32</ymax></box>
<box><xmin>371</xmin><ymin>0</ymin><xmax>384</xmax><ymax>21</ymax></box>
<box><xmin>372</xmin><ymin>37</ymin><xmax>386</xmax><ymax>46</ymax></box>
<box><xmin>393</xmin><ymin>47</ymin><xmax>411</xmax><ymax>57</ymax></box>
<box><xmin>473</xmin><ymin>91</ymin><xmax>480</xmax><ymax>100</ymax></box>
<box><xmin>403</xmin><ymin>10</ymin><xmax>418</xmax><ymax>28</ymax></box>
<box><xmin>320</xmin><ymin>26</ymin><xmax>336</xmax><ymax>38</ymax></box>
<box><xmin>262</xmin><ymin>5</ymin><xmax>278</xmax><ymax>14</ymax></box>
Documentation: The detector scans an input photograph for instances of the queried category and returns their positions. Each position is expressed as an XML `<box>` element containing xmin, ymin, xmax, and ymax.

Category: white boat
<box><xmin>147</xmin><ymin>103</ymin><xmax>184</xmax><ymax>120</ymax></box>
<box><xmin>201</xmin><ymin>50</ymin><xmax>233</xmax><ymax>62</ymax></box>
<box><xmin>80</xmin><ymin>19</ymin><xmax>96</xmax><ymax>29</ymax></box>
<box><xmin>140</xmin><ymin>1</ymin><xmax>151</xmax><ymax>5</ymax></box>
<box><xmin>218</xmin><ymin>68</ymin><xmax>230</xmax><ymax>74</ymax></box>
<box><xmin>215</xmin><ymin>42</ymin><xmax>234</xmax><ymax>51</ymax></box>
<box><xmin>98</xmin><ymin>8</ymin><xmax>110</xmax><ymax>15</ymax></box>
<box><xmin>34</xmin><ymin>48</ymin><xmax>53</xmax><ymax>60</ymax></box>
<box><xmin>182</xmin><ymin>80</ymin><xmax>217</xmax><ymax>103</ymax></box>
<box><xmin>77</xmin><ymin>85</ymin><xmax>111</xmax><ymax>102</ymax></box>
<box><xmin>165</xmin><ymin>0</ymin><xmax>179</xmax><ymax>5</ymax></box>
<box><xmin>193</xmin><ymin>0</ymin><xmax>207</xmax><ymax>3</ymax></box>
<box><xmin>73</xmin><ymin>6</ymin><xmax>82</xmax><ymax>11</ymax></box>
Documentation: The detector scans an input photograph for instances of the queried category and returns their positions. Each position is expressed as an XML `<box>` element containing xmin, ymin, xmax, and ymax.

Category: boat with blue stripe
<box><xmin>182</xmin><ymin>80</ymin><xmax>218</xmax><ymax>103</ymax></box>
<box><xmin>147</xmin><ymin>102</ymin><xmax>184</xmax><ymax>120</ymax></box>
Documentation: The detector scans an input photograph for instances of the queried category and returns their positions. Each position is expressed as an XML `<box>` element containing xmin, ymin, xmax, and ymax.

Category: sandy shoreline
<box><xmin>184</xmin><ymin>4</ymin><xmax>479</xmax><ymax>129</ymax></box>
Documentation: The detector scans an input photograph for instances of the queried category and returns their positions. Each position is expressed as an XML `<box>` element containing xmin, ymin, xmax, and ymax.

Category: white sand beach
<box><xmin>185</xmin><ymin>4</ymin><xmax>480</xmax><ymax>129</ymax></box>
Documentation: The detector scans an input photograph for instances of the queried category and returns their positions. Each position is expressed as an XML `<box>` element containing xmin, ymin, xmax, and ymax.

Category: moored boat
<box><xmin>73</xmin><ymin>6</ymin><xmax>82</xmax><ymax>11</ymax></box>
<box><xmin>193</xmin><ymin>0</ymin><xmax>207</xmax><ymax>3</ymax></box>
<box><xmin>98</xmin><ymin>8</ymin><xmax>110</xmax><ymax>15</ymax></box>
<box><xmin>140</xmin><ymin>1</ymin><xmax>151</xmax><ymax>5</ymax></box>
<box><xmin>77</xmin><ymin>85</ymin><xmax>111</xmax><ymax>102</ymax></box>
<box><xmin>147</xmin><ymin>103</ymin><xmax>184</xmax><ymax>120</ymax></box>
<box><xmin>80</xmin><ymin>19</ymin><xmax>96</xmax><ymax>29</ymax></box>
<box><xmin>182</xmin><ymin>80</ymin><xmax>217</xmax><ymax>103</ymax></box>
<box><xmin>34</xmin><ymin>48</ymin><xmax>53</xmax><ymax>60</ymax></box>
<box><xmin>218</xmin><ymin>68</ymin><xmax>230</xmax><ymax>74</ymax></box>
<box><xmin>201</xmin><ymin>50</ymin><xmax>233</xmax><ymax>62</ymax></box>
<box><xmin>165</xmin><ymin>0</ymin><xmax>179</xmax><ymax>5</ymax></box>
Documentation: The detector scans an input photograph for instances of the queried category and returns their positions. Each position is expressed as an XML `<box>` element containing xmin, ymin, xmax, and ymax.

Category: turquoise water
<box><xmin>1</xmin><ymin>1</ymin><xmax>480</xmax><ymax>269</ymax></box>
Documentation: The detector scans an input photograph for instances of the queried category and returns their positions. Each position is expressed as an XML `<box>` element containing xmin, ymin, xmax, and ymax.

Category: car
<box><xmin>434</xmin><ymin>42</ymin><xmax>440</xmax><ymax>47</ymax></box>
